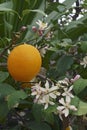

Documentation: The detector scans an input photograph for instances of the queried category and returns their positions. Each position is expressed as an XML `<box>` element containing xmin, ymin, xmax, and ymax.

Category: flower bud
<box><xmin>71</xmin><ymin>75</ymin><xmax>80</xmax><ymax>83</ymax></box>
<box><xmin>38</xmin><ymin>29</ymin><xmax>43</xmax><ymax>36</ymax></box>
<box><xmin>20</xmin><ymin>26</ymin><xmax>27</xmax><ymax>32</ymax></box>
<box><xmin>32</xmin><ymin>26</ymin><xmax>37</xmax><ymax>32</ymax></box>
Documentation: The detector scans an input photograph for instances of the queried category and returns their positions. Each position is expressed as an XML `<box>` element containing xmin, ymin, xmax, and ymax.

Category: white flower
<box><xmin>56</xmin><ymin>78</ymin><xmax>69</xmax><ymax>89</ymax></box>
<box><xmin>31</xmin><ymin>82</ymin><xmax>45</xmax><ymax>100</ymax></box>
<box><xmin>39</xmin><ymin>95</ymin><xmax>55</xmax><ymax>109</ymax></box>
<box><xmin>36</xmin><ymin>20</ymin><xmax>48</xmax><ymax>30</ymax></box>
<box><xmin>80</xmin><ymin>56</ymin><xmax>87</xmax><ymax>68</ymax></box>
<box><xmin>57</xmin><ymin>98</ymin><xmax>77</xmax><ymax>117</ymax></box>
<box><xmin>58</xmin><ymin>78</ymin><xmax>69</xmax><ymax>86</ymax></box>
<box><xmin>38</xmin><ymin>80</ymin><xmax>60</xmax><ymax>109</ymax></box>
<box><xmin>44</xmin><ymin>80</ymin><xmax>60</xmax><ymax>99</ymax></box>
<box><xmin>56</xmin><ymin>82</ymin><xmax>63</xmax><ymax>89</ymax></box>
<box><xmin>39</xmin><ymin>46</ymin><xmax>49</xmax><ymax>57</ymax></box>
<box><xmin>62</xmin><ymin>85</ymin><xmax>74</xmax><ymax>101</ymax></box>
<box><xmin>31</xmin><ymin>80</ymin><xmax>60</xmax><ymax>109</ymax></box>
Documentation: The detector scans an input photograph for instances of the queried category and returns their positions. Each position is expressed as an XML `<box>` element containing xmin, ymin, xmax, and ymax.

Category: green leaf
<box><xmin>0</xmin><ymin>1</ymin><xmax>20</xmax><ymax>18</ymax></box>
<box><xmin>46</xmin><ymin>2</ymin><xmax>65</xmax><ymax>13</ymax></box>
<box><xmin>0</xmin><ymin>1</ymin><xmax>13</xmax><ymax>11</ymax></box>
<box><xmin>53</xmin><ymin>115</ymin><xmax>61</xmax><ymax>130</ymax></box>
<box><xmin>71</xmin><ymin>96</ymin><xmax>80</xmax><ymax>109</ymax></box>
<box><xmin>44</xmin><ymin>104</ymin><xmax>57</xmax><ymax>113</ymax></box>
<box><xmin>64</xmin><ymin>14</ymin><xmax>87</xmax><ymax>40</ymax></box>
<box><xmin>42</xmin><ymin>105</ymin><xmax>57</xmax><ymax>124</ymax></box>
<box><xmin>81</xmin><ymin>41</ymin><xmax>87</xmax><ymax>52</ymax></box>
<box><xmin>29</xmin><ymin>122</ymin><xmax>52</xmax><ymax>130</ymax></box>
<box><xmin>32</xmin><ymin>104</ymin><xmax>55</xmax><ymax>124</ymax></box>
<box><xmin>0</xmin><ymin>83</ymin><xmax>16</xmax><ymax>98</ymax></box>
<box><xmin>73</xmin><ymin>78</ymin><xmax>87</xmax><ymax>95</ymax></box>
<box><xmin>77</xmin><ymin>101</ymin><xmax>87</xmax><ymax>115</ymax></box>
<box><xmin>65</xmin><ymin>21</ymin><xmax>83</xmax><ymax>32</ymax></box>
<box><xmin>22</xmin><ymin>9</ymin><xmax>47</xmax><ymax>17</ymax></box>
<box><xmin>43</xmin><ymin>112</ymin><xmax>54</xmax><ymax>125</ymax></box>
<box><xmin>71</xmin><ymin>96</ymin><xmax>87</xmax><ymax>116</ymax></box>
<box><xmin>63</xmin><ymin>0</ymin><xmax>77</xmax><ymax>9</ymax></box>
<box><xmin>56</xmin><ymin>55</ymin><xmax>73</xmax><ymax>76</ymax></box>
<box><xmin>32</xmin><ymin>103</ymin><xmax>43</xmax><ymax>122</ymax></box>
<box><xmin>0</xmin><ymin>71</ymin><xmax>9</xmax><ymax>82</ymax></box>
<box><xmin>0</xmin><ymin>99</ymin><xmax>9</xmax><ymax>122</ymax></box>
<box><xmin>7</xmin><ymin>90</ymin><xmax>28</xmax><ymax>109</ymax></box>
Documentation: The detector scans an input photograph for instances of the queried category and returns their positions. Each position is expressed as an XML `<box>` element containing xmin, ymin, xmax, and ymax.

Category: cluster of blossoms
<box><xmin>32</xmin><ymin>19</ymin><xmax>48</xmax><ymax>36</ymax></box>
<box><xmin>31</xmin><ymin>75</ymin><xmax>80</xmax><ymax>118</ymax></box>
<box><xmin>32</xmin><ymin>19</ymin><xmax>53</xmax><ymax>39</ymax></box>
<box><xmin>32</xmin><ymin>19</ymin><xmax>51</xmax><ymax>57</ymax></box>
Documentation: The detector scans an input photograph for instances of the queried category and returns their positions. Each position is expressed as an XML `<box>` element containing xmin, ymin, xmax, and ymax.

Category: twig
<box><xmin>0</xmin><ymin>42</ymin><xmax>13</xmax><ymax>57</ymax></box>
<box><xmin>37</xmin><ymin>73</ymin><xmax>53</xmax><ymax>83</ymax></box>
<box><xmin>62</xmin><ymin>115</ymin><xmax>70</xmax><ymax>130</ymax></box>
<box><xmin>0</xmin><ymin>32</ymin><xmax>21</xmax><ymax>58</ymax></box>
<box><xmin>26</xmin><ymin>38</ymin><xmax>39</xmax><ymax>45</ymax></box>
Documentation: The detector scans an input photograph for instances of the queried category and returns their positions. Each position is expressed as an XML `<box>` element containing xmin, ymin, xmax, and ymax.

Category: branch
<box><xmin>37</xmin><ymin>73</ymin><xmax>53</xmax><ymax>83</ymax></box>
<box><xmin>0</xmin><ymin>43</ymin><xmax>13</xmax><ymax>58</ymax></box>
<box><xmin>0</xmin><ymin>32</ymin><xmax>21</xmax><ymax>58</ymax></box>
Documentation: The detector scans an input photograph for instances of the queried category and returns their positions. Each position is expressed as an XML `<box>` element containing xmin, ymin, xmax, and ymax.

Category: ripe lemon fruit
<box><xmin>7</xmin><ymin>44</ymin><xmax>42</xmax><ymax>82</ymax></box>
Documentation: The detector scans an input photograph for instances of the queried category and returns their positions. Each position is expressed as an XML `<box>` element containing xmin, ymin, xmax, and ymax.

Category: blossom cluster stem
<box><xmin>62</xmin><ymin>115</ymin><xmax>70</xmax><ymax>130</ymax></box>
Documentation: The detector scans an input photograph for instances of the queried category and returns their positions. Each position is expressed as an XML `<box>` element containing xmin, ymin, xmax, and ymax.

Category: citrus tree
<box><xmin>0</xmin><ymin>0</ymin><xmax>87</xmax><ymax>130</ymax></box>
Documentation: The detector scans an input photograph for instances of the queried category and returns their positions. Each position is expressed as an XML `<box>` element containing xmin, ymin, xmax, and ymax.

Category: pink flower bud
<box><xmin>32</xmin><ymin>26</ymin><xmax>37</xmax><ymax>32</ymax></box>
<box><xmin>20</xmin><ymin>26</ymin><xmax>27</xmax><ymax>32</ymax></box>
<box><xmin>71</xmin><ymin>75</ymin><xmax>80</xmax><ymax>83</ymax></box>
<box><xmin>38</xmin><ymin>29</ymin><xmax>43</xmax><ymax>36</ymax></box>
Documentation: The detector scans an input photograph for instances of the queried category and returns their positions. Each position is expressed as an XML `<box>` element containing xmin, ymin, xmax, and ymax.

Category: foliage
<box><xmin>0</xmin><ymin>0</ymin><xmax>87</xmax><ymax>130</ymax></box>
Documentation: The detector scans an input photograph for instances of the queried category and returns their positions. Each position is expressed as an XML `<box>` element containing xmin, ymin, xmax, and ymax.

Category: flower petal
<box><xmin>57</xmin><ymin>106</ymin><xmax>65</xmax><ymax>111</ymax></box>
<box><xmin>68</xmin><ymin>85</ymin><xmax>73</xmax><ymax>92</ymax></box>
<box><xmin>45</xmin><ymin>80</ymin><xmax>49</xmax><ymax>89</ymax></box>
<box><xmin>31</xmin><ymin>91</ymin><xmax>37</xmax><ymax>96</ymax></box>
<box><xmin>69</xmin><ymin>105</ymin><xmax>77</xmax><ymax>111</ymax></box>
<box><xmin>49</xmin><ymin>93</ymin><xmax>57</xmax><ymax>99</ymax></box>
<box><xmin>62</xmin><ymin>108</ymin><xmax>69</xmax><ymax>117</ymax></box>
<box><xmin>59</xmin><ymin>98</ymin><xmax>65</xmax><ymax>105</ymax></box>
<box><xmin>44</xmin><ymin>103</ymin><xmax>48</xmax><ymax>109</ymax></box>
<box><xmin>66</xmin><ymin>96</ymin><xmax>71</xmax><ymax>103</ymax></box>
<box><xmin>49</xmin><ymin>101</ymin><xmax>55</xmax><ymax>105</ymax></box>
